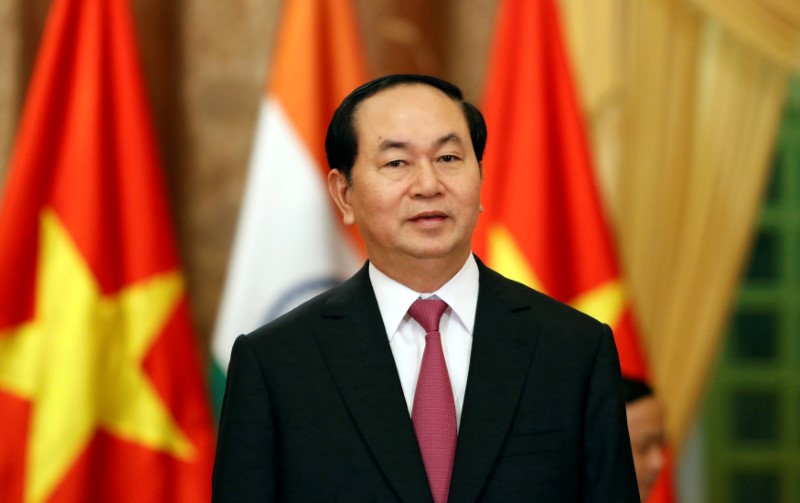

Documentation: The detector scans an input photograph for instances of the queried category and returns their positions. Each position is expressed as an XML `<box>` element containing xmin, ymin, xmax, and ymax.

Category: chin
<box><xmin>407</xmin><ymin>245</ymin><xmax>465</xmax><ymax>261</ymax></box>
<box><xmin>405</xmin><ymin>238</ymin><xmax>470</xmax><ymax>259</ymax></box>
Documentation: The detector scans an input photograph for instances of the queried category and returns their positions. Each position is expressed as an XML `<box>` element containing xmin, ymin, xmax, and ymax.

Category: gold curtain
<box><xmin>560</xmin><ymin>0</ymin><xmax>799</xmax><ymax>450</ymax></box>
<box><xmin>558</xmin><ymin>0</ymin><xmax>625</xmax><ymax>220</ymax></box>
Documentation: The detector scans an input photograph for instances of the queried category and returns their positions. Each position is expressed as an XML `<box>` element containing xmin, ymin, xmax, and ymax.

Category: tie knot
<box><xmin>408</xmin><ymin>298</ymin><xmax>448</xmax><ymax>333</ymax></box>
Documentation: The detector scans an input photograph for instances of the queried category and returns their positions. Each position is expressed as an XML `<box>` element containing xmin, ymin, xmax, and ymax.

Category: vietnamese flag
<box><xmin>0</xmin><ymin>0</ymin><xmax>215</xmax><ymax>502</ymax></box>
<box><xmin>473</xmin><ymin>0</ymin><xmax>674</xmax><ymax>500</ymax></box>
<box><xmin>474</xmin><ymin>0</ymin><xmax>647</xmax><ymax>380</ymax></box>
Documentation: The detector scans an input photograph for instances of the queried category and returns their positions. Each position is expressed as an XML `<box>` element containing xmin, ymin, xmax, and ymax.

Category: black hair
<box><xmin>325</xmin><ymin>74</ymin><xmax>487</xmax><ymax>183</ymax></box>
<box><xmin>622</xmin><ymin>377</ymin><xmax>654</xmax><ymax>404</ymax></box>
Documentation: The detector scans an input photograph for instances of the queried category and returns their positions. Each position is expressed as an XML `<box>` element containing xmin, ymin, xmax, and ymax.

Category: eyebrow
<box><xmin>377</xmin><ymin>139</ymin><xmax>409</xmax><ymax>152</ymax></box>
<box><xmin>434</xmin><ymin>133</ymin><xmax>463</xmax><ymax>149</ymax></box>
<box><xmin>376</xmin><ymin>132</ymin><xmax>464</xmax><ymax>152</ymax></box>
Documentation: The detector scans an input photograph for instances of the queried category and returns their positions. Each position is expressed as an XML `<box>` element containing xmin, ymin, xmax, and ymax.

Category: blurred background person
<box><xmin>623</xmin><ymin>377</ymin><xmax>667</xmax><ymax>502</ymax></box>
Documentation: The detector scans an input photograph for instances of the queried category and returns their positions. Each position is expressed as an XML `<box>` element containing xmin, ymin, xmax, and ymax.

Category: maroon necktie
<box><xmin>409</xmin><ymin>298</ymin><xmax>456</xmax><ymax>503</ymax></box>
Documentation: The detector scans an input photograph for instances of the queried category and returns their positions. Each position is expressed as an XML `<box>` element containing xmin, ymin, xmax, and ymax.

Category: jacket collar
<box><xmin>314</xmin><ymin>259</ymin><xmax>541</xmax><ymax>502</ymax></box>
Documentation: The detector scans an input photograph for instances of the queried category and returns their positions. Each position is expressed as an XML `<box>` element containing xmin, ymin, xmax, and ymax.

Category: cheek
<box><xmin>462</xmin><ymin>180</ymin><xmax>483</xmax><ymax>208</ymax></box>
<box><xmin>645</xmin><ymin>444</ymin><xmax>665</xmax><ymax>468</ymax></box>
<box><xmin>446</xmin><ymin>181</ymin><xmax>479</xmax><ymax>207</ymax></box>
<box><xmin>352</xmin><ymin>192</ymin><xmax>395</xmax><ymax>230</ymax></box>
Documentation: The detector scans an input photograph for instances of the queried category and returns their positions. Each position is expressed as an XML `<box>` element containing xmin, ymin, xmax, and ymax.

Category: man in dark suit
<box><xmin>212</xmin><ymin>74</ymin><xmax>639</xmax><ymax>502</ymax></box>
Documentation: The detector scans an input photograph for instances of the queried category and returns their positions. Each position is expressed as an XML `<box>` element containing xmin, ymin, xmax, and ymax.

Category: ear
<box><xmin>327</xmin><ymin>169</ymin><xmax>355</xmax><ymax>225</ymax></box>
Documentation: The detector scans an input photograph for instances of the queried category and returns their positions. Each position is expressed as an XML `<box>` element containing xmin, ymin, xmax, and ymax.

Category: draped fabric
<box><xmin>559</xmin><ymin>0</ymin><xmax>799</xmax><ymax>450</ymax></box>
<box><xmin>688</xmin><ymin>0</ymin><xmax>800</xmax><ymax>74</ymax></box>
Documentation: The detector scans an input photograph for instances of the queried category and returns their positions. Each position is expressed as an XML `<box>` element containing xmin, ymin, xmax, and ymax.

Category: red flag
<box><xmin>473</xmin><ymin>0</ymin><xmax>673</xmax><ymax>500</ymax></box>
<box><xmin>474</xmin><ymin>0</ymin><xmax>647</xmax><ymax>379</ymax></box>
<box><xmin>0</xmin><ymin>0</ymin><xmax>215</xmax><ymax>501</ymax></box>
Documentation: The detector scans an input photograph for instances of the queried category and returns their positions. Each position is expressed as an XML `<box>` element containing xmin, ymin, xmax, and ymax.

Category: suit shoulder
<box><xmin>482</xmin><ymin>265</ymin><xmax>607</xmax><ymax>331</ymax></box>
<box><xmin>243</xmin><ymin>267</ymin><xmax>369</xmax><ymax>349</ymax></box>
<box><xmin>244</xmin><ymin>287</ymin><xmax>330</xmax><ymax>344</ymax></box>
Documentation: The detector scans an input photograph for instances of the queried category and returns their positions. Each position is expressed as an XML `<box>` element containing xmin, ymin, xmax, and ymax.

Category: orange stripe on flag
<box><xmin>267</xmin><ymin>0</ymin><xmax>368</xmax><ymax>255</ymax></box>
<box><xmin>270</xmin><ymin>0</ymin><xmax>368</xmax><ymax>172</ymax></box>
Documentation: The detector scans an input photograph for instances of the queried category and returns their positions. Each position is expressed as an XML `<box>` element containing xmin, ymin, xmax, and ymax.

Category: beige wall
<box><xmin>0</xmin><ymin>0</ymin><xmax>500</xmax><ymax>349</ymax></box>
<box><xmin>0</xmin><ymin>0</ymin><xmax>22</xmax><ymax>179</ymax></box>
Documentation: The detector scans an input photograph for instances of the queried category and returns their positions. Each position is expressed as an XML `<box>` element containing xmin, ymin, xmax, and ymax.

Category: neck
<box><xmin>370</xmin><ymin>252</ymin><xmax>470</xmax><ymax>293</ymax></box>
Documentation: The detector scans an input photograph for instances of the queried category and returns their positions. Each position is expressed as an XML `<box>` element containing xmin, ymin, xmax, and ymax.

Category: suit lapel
<box><xmin>313</xmin><ymin>265</ymin><xmax>433</xmax><ymax>503</ymax></box>
<box><xmin>449</xmin><ymin>264</ymin><xmax>541</xmax><ymax>503</ymax></box>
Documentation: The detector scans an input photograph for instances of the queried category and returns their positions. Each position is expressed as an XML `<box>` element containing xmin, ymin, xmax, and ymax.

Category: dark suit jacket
<box><xmin>212</xmin><ymin>260</ymin><xmax>639</xmax><ymax>502</ymax></box>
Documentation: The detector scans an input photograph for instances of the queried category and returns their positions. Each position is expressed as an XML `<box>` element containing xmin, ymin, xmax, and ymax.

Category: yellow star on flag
<box><xmin>0</xmin><ymin>209</ymin><xmax>195</xmax><ymax>503</ymax></box>
<box><xmin>488</xmin><ymin>223</ymin><xmax>626</xmax><ymax>326</ymax></box>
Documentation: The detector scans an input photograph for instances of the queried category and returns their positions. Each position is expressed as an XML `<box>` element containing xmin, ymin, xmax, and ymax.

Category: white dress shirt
<box><xmin>368</xmin><ymin>255</ymin><xmax>479</xmax><ymax>429</ymax></box>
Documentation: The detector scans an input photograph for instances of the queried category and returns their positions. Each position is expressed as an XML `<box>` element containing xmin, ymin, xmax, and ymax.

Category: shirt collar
<box><xmin>369</xmin><ymin>254</ymin><xmax>479</xmax><ymax>341</ymax></box>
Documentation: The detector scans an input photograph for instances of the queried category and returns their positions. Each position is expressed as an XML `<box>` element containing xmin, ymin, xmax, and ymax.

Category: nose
<box><xmin>411</xmin><ymin>160</ymin><xmax>442</xmax><ymax>197</ymax></box>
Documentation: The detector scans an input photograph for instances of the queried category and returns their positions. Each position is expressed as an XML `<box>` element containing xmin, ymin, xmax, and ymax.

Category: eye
<box><xmin>385</xmin><ymin>160</ymin><xmax>405</xmax><ymax>167</ymax></box>
<box><xmin>439</xmin><ymin>154</ymin><xmax>460</xmax><ymax>163</ymax></box>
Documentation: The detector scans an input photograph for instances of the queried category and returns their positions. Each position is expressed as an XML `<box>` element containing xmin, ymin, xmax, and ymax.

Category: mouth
<box><xmin>409</xmin><ymin>211</ymin><xmax>448</xmax><ymax>223</ymax></box>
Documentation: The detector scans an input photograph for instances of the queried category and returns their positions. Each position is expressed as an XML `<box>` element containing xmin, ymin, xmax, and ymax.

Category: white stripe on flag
<box><xmin>212</xmin><ymin>97</ymin><xmax>361</xmax><ymax>370</ymax></box>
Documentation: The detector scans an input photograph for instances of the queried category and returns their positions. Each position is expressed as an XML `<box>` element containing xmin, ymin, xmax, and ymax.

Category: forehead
<box><xmin>353</xmin><ymin>84</ymin><xmax>469</xmax><ymax>145</ymax></box>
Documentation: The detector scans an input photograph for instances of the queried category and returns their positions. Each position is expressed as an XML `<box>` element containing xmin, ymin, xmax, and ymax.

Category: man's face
<box><xmin>626</xmin><ymin>396</ymin><xmax>666</xmax><ymax>501</ymax></box>
<box><xmin>329</xmin><ymin>84</ymin><xmax>482</xmax><ymax>276</ymax></box>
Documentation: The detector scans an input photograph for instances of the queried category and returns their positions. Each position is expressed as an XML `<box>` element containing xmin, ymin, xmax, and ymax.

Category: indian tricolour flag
<box><xmin>210</xmin><ymin>0</ymin><xmax>367</xmax><ymax>409</ymax></box>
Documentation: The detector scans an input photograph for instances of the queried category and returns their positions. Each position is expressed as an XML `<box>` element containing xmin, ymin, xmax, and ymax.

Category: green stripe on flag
<box><xmin>208</xmin><ymin>358</ymin><xmax>227</xmax><ymax>423</ymax></box>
